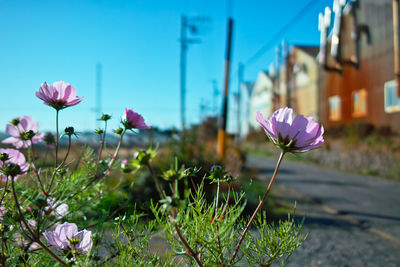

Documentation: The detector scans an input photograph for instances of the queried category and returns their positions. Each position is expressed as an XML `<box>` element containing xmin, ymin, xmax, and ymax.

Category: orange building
<box><xmin>318</xmin><ymin>0</ymin><xmax>400</xmax><ymax>131</ymax></box>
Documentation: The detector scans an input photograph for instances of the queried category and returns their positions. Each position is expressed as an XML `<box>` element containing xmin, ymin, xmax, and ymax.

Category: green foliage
<box><xmin>242</xmin><ymin>212</ymin><xmax>306</xmax><ymax>266</ymax></box>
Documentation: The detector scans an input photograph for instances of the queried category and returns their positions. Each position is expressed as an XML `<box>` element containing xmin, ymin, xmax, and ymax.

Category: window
<box><xmin>328</xmin><ymin>95</ymin><xmax>341</xmax><ymax>121</ymax></box>
<box><xmin>352</xmin><ymin>89</ymin><xmax>367</xmax><ymax>117</ymax></box>
<box><xmin>384</xmin><ymin>80</ymin><xmax>400</xmax><ymax>113</ymax></box>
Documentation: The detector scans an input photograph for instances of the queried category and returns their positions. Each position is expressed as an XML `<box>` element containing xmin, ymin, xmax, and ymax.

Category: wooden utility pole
<box><xmin>275</xmin><ymin>45</ymin><xmax>281</xmax><ymax>110</ymax></box>
<box><xmin>96</xmin><ymin>63</ymin><xmax>102</xmax><ymax>126</ymax></box>
<box><xmin>236</xmin><ymin>63</ymin><xmax>244</xmax><ymax>143</ymax></box>
<box><xmin>393</xmin><ymin>0</ymin><xmax>400</xmax><ymax>95</ymax></box>
<box><xmin>217</xmin><ymin>18</ymin><xmax>234</xmax><ymax>159</ymax></box>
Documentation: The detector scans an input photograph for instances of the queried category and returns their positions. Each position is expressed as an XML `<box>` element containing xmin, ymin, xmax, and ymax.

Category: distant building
<box><xmin>249</xmin><ymin>71</ymin><xmax>275</xmax><ymax>129</ymax></box>
<box><xmin>239</xmin><ymin>82</ymin><xmax>254</xmax><ymax>139</ymax></box>
<box><xmin>318</xmin><ymin>0</ymin><xmax>400</xmax><ymax>131</ymax></box>
<box><xmin>281</xmin><ymin>45</ymin><xmax>320</xmax><ymax>119</ymax></box>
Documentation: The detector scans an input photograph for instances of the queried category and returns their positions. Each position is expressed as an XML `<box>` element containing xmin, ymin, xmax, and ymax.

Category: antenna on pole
<box><xmin>96</xmin><ymin>63</ymin><xmax>102</xmax><ymax>125</ymax></box>
<box><xmin>179</xmin><ymin>15</ymin><xmax>209</xmax><ymax>131</ymax></box>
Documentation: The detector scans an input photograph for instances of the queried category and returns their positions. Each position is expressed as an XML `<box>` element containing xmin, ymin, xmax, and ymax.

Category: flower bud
<box><xmin>44</xmin><ymin>132</ymin><xmax>55</xmax><ymax>146</ymax></box>
<box><xmin>99</xmin><ymin>114</ymin><xmax>111</xmax><ymax>121</ymax></box>
<box><xmin>2</xmin><ymin>163</ymin><xmax>23</xmax><ymax>177</ymax></box>
<box><xmin>0</xmin><ymin>223</ymin><xmax>9</xmax><ymax>233</ymax></box>
<box><xmin>57</xmin><ymin>169</ymin><xmax>67</xmax><ymax>176</ymax></box>
<box><xmin>113</xmin><ymin>128</ymin><xmax>123</xmax><ymax>135</ymax></box>
<box><xmin>0</xmin><ymin>153</ymin><xmax>9</xmax><ymax>162</ymax></box>
<box><xmin>22</xmin><ymin>130</ymin><xmax>36</xmax><ymax>140</ymax></box>
<box><xmin>35</xmin><ymin>198</ymin><xmax>47</xmax><ymax>208</ymax></box>
<box><xmin>95</xmin><ymin>129</ymin><xmax>104</xmax><ymax>135</ymax></box>
<box><xmin>64</xmin><ymin>127</ymin><xmax>75</xmax><ymax>136</ymax></box>
<box><xmin>120</xmin><ymin>160</ymin><xmax>132</xmax><ymax>173</ymax></box>
<box><xmin>11</xmin><ymin>118</ymin><xmax>20</xmax><ymax>126</ymax></box>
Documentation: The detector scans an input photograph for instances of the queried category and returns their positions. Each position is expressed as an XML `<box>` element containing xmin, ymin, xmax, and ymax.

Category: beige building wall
<box><xmin>249</xmin><ymin>71</ymin><xmax>274</xmax><ymax>129</ymax></box>
<box><xmin>292</xmin><ymin>47</ymin><xmax>319</xmax><ymax>119</ymax></box>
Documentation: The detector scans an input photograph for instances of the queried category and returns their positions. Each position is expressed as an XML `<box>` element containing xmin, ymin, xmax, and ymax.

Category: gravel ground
<box><xmin>247</xmin><ymin>155</ymin><xmax>400</xmax><ymax>267</ymax></box>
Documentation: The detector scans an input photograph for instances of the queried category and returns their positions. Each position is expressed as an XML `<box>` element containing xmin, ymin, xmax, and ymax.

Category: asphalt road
<box><xmin>246</xmin><ymin>155</ymin><xmax>400</xmax><ymax>267</ymax></box>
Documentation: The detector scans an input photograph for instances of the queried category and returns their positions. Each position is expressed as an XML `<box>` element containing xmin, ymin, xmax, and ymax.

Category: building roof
<box><xmin>241</xmin><ymin>81</ymin><xmax>255</xmax><ymax>95</ymax></box>
<box><xmin>293</xmin><ymin>45</ymin><xmax>320</xmax><ymax>58</ymax></box>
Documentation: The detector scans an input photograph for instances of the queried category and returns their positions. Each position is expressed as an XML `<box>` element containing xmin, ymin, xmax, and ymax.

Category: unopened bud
<box><xmin>0</xmin><ymin>153</ymin><xmax>9</xmax><ymax>162</ymax></box>
<box><xmin>64</xmin><ymin>127</ymin><xmax>75</xmax><ymax>136</ymax></box>
<box><xmin>22</xmin><ymin>130</ymin><xmax>36</xmax><ymax>140</ymax></box>
<box><xmin>113</xmin><ymin>128</ymin><xmax>123</xmax><ymax>135</ymax></box>
<box><xmin>99</xmin><ymin>114</ymin><xmax>111</xmax><ymax>121</ymax></box>
<box><xmin>2</xmin><ymin>163</ymin><xmax>22</xmax><ymax>177</ymax></box>
<box><xmin>11</xmin><ymin>118</ymin><xmax>20</xmax><ymax>126</ymax></box>
<box><xmin>57</xmin><ymin>169</ymin><xmax>67</xmax><ymax>176</ymax></box>
<box><xmin>44</xmin><ymin>132</ymin><xmax>55</xmax><ymax>146</ymax></box>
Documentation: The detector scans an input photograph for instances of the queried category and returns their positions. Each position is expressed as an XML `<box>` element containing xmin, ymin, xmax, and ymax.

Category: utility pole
<box><xmin>275</xmin><ymin>45</ymin><xmax>281</xmax><ymax>110</ymax></box>
<box><xmin>282</xmin><ymin>40</ymin><xmax>291</xmax><ymax>108</ymax></box>
<box><xmin>180</xmin><ymin>16</ymin><xmax>188</xmax><ymax>130</ymax></box>
<box><xmin>179</xmin><ymin>16</ymin><xmax>208</xmax><ymax>130</ymax></box>
<box><xmin>217</xmin><ymin>18</ymin><xmax>234</xmax><ymax>159</ymax></box>
<box><xmin>96</xmin><ymin>63</ymin><xmax>102</xmax><ymax>125</ymax></box>
<box><xmin>236</xmin><ymin>63</ymin><xmax>244</xmax><ymax>142</ymax></box>
<box><xmin>393</xmin><ymin>0</ymin><xmax>400</xmax><ymax>95</ymax></box>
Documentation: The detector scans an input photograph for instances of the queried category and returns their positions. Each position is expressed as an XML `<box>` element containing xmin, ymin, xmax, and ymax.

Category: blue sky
<box><xmin>0</xmin><ymin>0</ymin><xmax>331</xmax><ymax>133</ymax></box>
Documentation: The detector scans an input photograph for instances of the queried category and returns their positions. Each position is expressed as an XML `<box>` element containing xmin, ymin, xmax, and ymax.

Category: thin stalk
<box><xmin>146</xmin><ymin>163</ymin><xmax>165</xmax><ymax>199</ymax></box>
<box><xmin>220</xmin><ymin>185</ymin><xmax>231</xmax><ymax>219</ymax></box>
<box><xmin>95</xmin><ymin>121</ymin><xmax>108</xmax><ymax>174</ymax></box>
<box><xmin>55</xmin><ymin>110</ymin><xmax>59</xmax><ymax>167</ymax></box>
<box><xmin>60</xmin><ymin>135</ymin><xmax>72</xmax><ymax>168</ymax></box>
<box><xmin>47</xmin><ymin>135</ymin><xmax>72</xmax><ymax>194</ymax></box>
<box><xmin>174</xmin><ymin>180</ymin><xmax>179</xmax><ymax>198</ymax></box>
<box><xmin>229</xmin><ymin>152</ymin><xmax>285</xmax><ymax>264</ymax></box>
<box><xmin>30</xmin><ymin>145</ymin><xmax>46</xmax><ymax>195</ymax></box>
<box><xmin>64</xmin><ymin>130</ymin><xmax>126</xmax><ymax>203</ymax></box>
<box><xmin>0</xmin><ymin>179</ymin><xmax>8</xmax><ymax>206</ymax></box>
<box><xmin>1</xmin><ymin>234</ymin><xmax>5</xmax><ymax>267</ymax></box>
<box><xmin>215</xmin><ymin>223</ymin><xmax>224</xmax><ymax>265</ymax></box>
<box><xmin>214</xmin><ymin>178</ymin><xmax>220</xmax><ymax>219</ymax></box>
<box><xmin>173</xmin><ymin>223</ymin><xmax>203</xmax><ymax>267</ymax></box>
<box><xmin>11</xmin><ymin>176</ymin><xmax>67</xmax><ymax>265</ymax></box>
<box><xmin>105</xmin><ymin>130</ymin><xmax>125</xmax><ymax>176</ymax></box>
<box><xmin>11</xmin><ymin>176</ymin><xmax>36</xmax><ymax>238</ymax></box>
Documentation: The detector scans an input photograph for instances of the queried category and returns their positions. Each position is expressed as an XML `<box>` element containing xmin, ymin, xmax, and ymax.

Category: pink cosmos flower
<box><xmin>15</xmin><ymin>221</ymin><xmax>39</xmax><ymax>251</ymax></box>
<box><xmin>44</xmin><ymin>222</ymin><xmax>92</xmax><ymax>254</ymax></box>
<box><xmin>36</xmin><ymin>81</ymin><xmax>83</xmax><ymax>110</ymax></box>
<box><xmin>122</xmin><ymin>108</ymin><xmax>152</xmax><ymax>130</ymax></box>
<box><xmin>0</xmin><ymin>148</ymin><xmax>29</xmax><ymax>179</ymax></box>
<box><xmin>45</xmin><ymin>198</ymin><xmax>69</xmax><ymax>219</ymax></box>
<box><xmin>2</xmin><ymin>116</ymin><xmax>44</xmax><ymax>149</ymax></box>
<box><xmin>256</xmin><ymin>107</ymin><xmax>324</xmax><ymax>153</ymax></box>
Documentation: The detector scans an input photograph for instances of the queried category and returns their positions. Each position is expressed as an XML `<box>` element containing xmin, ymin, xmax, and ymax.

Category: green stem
<box><xmin>0</xmin><ymin>179</ymin><xmax>8</xmax><ymax>207</ymax></box>
<box><xmin>229</xmin><ymin>152</ymin><xmax>285</xmax><ymax>264</ymax></box>
<box><xmin>173</xmin><ymin>223</ymin><xmax>203</xmax><ymax>267</ymax></box>
<box><xmin>105</xmin><ymin>130</ymin><xmax>125</xmax><ymax>176</ymax></box>
<box><xmin>214</xmin><ymin>178</ymin><xmax>220</xmax><ymax>220</ymax></box>
<box><xmin>30</xmin><ymin>145</ymin><xmax>46</xmax><ymax>195</ymax></box>
<box><xmin>11</xmin><ymin>176</ymin><xmax>67</xmax><ymax>266</ymax></box>
<box><xmin>55</xmin><ymin>110</ymin><xmax>59</xmax><ymax>167</ymax></box>
<box><xmin>220</xmin><ymin>185</ymin><xmax>231</xmax><ymax>220</ymax></box>
<box><xmin>47</xmin><ymin>135</ymin><xmax>72</xmax><ymax>195</ymax></box>
<box><xmin>95</xmin><ymin>121</ymin><xmax>107</xmax><ymax>174</ymax></box>
<box><xmin>147</xmin><ymin>163</ymin><xmax>165</xmax><ymax>199</ymax></box>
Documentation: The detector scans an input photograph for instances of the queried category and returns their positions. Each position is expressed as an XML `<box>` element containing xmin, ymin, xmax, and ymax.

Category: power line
<box><xmin>244</xmin><ymin>0</ymin><xmax>320</xmax><ymax>66</ymax></box>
